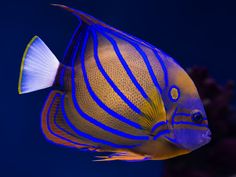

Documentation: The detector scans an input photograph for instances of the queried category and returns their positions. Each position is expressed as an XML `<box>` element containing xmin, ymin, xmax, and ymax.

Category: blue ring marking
<box><xmin>90</xmin><ymin>28</ymin><xmax>142</xmax><ymax>115</ymax></box>
<box><xmin>59</xmin><ymin>67</ymin><xmax>65</xmax><ymax>87</ymax></box>
<box><xmin>153</xmin><ymin>129</ymin><xmax>170</xmax><ymax>140</ymax></box>
<box><xmin>81</xmin><ymin>30</ymin><xmax>145</xmax><ymax>131</ymax></box>
<box><xmin>62</xmin><ymin>20</ymin><xmax>82</xmax><ymax>64</ymax></box>
<box><xmin>153</xmin><ymin>49</ymin><xmax>169</xmax><ymax>88</ymax></box>
<box><xmin>96</xmin><ymin>26</ymin><xmax>163</xmax><ymax>95</ymax></box>
<box><xmin>95</xmin><ymin>28</ymin><xmax>150</xmax><ymax>100</ymax></box>
<box><xmin>168</xmin><ymin>85</ymin><xmax>180</xmax><ymax>102</ymax></box>
<box><xmin>151</xmin><ymin>121</ymin><xmax>167</xmax><ymax>134</ymax></box>
<box><xmin>61</xmin><ymin>94</ymin><xmax>141</xmax><ymax>149</ymax></box>
<box><xmin>44</xmin><ymin>93</ymin><xmax>93</xmax><ymax>148</ymax></box>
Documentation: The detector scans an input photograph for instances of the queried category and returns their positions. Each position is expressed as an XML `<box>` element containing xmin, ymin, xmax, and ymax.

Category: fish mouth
<box><xmin>164</xmin><ymin>129</ymin><xmax>211</xmax><ymax>151</ymax></box>
<box><xmin>197</xmin><ymin>129</ymin><xmax>211</xmax><ymax>147</ymax></box>
<box><xmin>175</xmin><ymin>129</ymin><xmax>211</xmax><ymax>151</ymax></box>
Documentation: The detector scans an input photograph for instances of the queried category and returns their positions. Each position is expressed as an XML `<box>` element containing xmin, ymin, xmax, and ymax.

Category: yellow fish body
<box><xmin>18</xmin><ymin>5</ymin><xmax>211</xmax><ymax>161</ymax></box>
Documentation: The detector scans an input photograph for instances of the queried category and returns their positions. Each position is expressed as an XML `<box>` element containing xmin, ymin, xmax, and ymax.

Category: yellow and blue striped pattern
<box><xmin>42</xmin><ymin>14</ymin><xmax>170</xmax><ymax>149</ymax></box>
<box><xmin>42</xmin><ymin>5</ymin><xmax>209</xmax><ymax>153</ymax></box>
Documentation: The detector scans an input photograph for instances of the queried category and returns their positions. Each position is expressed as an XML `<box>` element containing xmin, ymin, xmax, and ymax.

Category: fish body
<box><xmin>18</xmin><ymin>5</ymin><xmax>211</xmax><ymax>161</ymax></box>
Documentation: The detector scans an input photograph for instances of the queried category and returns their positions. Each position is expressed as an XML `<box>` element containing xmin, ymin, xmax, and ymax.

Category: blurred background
<box><xmin>0</xmin><ymin>0</ymin><xmax>235</xmax><ymax>177</ymax></box>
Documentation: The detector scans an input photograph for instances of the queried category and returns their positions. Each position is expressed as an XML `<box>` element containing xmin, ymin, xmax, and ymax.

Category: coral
<box><xmin>163</xmin><ymin>67</ymin><xmax>236</xmax><ymax>177</ymax></box>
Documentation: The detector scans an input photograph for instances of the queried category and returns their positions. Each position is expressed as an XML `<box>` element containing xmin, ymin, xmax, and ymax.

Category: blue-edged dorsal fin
<box><xmin>51</xmin><ymin>4</ymin><xmax>110</xmax><ymax>28</ymax></box>
<box><xmin>51</xmin><ymin>4</ymin><xmax>132</xmax><ymax>40</ymax></box>
<box><xmin>51</xmin><ymin>4</ymin><xmax>106</xmax><ymax>66</ymax></box>
<box><xmin>51</xmin><ymin>4</ymin><xmax>152</xmax><ymax>66</ymax></box>
<box><xmin>51</xmin><ymin>4</ymin><xmax>140</xmax><ymax>40</ymax></box>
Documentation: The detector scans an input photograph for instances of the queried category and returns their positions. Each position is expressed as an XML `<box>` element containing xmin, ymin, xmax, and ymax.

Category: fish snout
<box><xmin>201</xmin><ymin>130</ymin><xmax>211</xmax><ymax>144</ymax></box>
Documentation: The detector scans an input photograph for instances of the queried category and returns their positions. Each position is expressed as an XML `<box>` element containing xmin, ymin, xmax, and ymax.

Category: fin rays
<box><xmin>41</xmin><ymin>91</ymin><xmax>94</xmax><ymax>149</ymax></box>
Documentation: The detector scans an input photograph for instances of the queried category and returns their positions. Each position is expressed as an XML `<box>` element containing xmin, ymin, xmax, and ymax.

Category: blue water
<box><xmin>0</xmin><ymin>0</ymin><xmax>235</xmax><ymax>177</ymax></box>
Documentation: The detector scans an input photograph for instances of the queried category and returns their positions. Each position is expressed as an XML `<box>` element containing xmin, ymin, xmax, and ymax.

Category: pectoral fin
<box><xmin>140</xmin><ymin>90</ymin><xmax>166</xmax><ymax>132</ymax></box>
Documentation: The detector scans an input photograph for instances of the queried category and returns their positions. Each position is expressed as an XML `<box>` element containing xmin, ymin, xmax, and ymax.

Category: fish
<box><xmin>18</xmin><ymin>4</ymin><xmax>211</xmax><ymax>161</ymax></box>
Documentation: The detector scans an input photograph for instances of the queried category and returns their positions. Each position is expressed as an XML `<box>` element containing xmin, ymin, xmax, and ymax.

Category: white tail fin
<box><xmin>18</xmin><ymin>36</ymin><xmax>60</xmax><ymax>94</ymax></box>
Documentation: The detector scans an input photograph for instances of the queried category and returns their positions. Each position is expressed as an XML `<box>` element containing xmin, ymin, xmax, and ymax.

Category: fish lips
<box><xmin>173</xmin><ymin>128</ymin><xmax>211</xmax><ymax>151</ymax></box>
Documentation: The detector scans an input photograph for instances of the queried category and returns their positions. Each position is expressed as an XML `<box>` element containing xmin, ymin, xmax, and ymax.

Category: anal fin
<box><xmin>41</xmin><ymin>90</ymin><xmax>96</xmax><ymax>150</ymax></box>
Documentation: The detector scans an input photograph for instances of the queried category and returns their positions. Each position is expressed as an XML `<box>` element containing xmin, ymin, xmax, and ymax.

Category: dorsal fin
<box><xmin>51</xmin><ymin>4</ymin><xmax>109</xmax><ymax>27</ymax></box>
<box><xmin>51</xmin><ymin>4</ymin><xmax>90</xmax><ymax>66</ymax></box>
<box><xmin>51</xmin><ymin>4</ymin><xmax>106</xmax><ymax>66</ymax></box>
<box><xmin>61</xmin><ymin>24</ymin><xmax>82</xmax><ymax>66</ymax></box>
<box><xmin>52</xmin><ymin>4</ymin><xmax>153</xmax><ymax>65</ymax></box>
<box><xmin>52</xmin><ymin>4</ymin><xmax>112</xmax><ymax>66</ymax></box>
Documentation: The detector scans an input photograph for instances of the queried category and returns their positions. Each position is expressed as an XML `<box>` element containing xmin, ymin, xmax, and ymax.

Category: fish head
<box><xmin>162</xmin><ymin>58</ymin><xmax>211</xmax><ymax>151</ymax></box>
<box><xmin>167</xmin><ymin>101</ymin><xmax>211</xmax><ymax>151</ymax></box>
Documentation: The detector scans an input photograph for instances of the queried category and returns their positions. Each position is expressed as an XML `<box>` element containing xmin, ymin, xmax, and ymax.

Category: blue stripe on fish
<box><xmin>90</xmin><ymin>28</ymin><xmax>142</xmax><ymax>115</ymax></box>
<box><xmin>174</xmin><ymin>112</ymin><xmax>207</xmax><ymax>121</ymax></box>
<box><xmin>63</xmin><ymin>21</ymin><xmax>81</xmax><ymax>59</ymax></box>
<box><xmin>61</xmin><ymin>94</ymin><xmax>141</xmax><ymax>148</ymax></box>
<box><xmin>151</xmin><ymin>121</ymin><xmax>167</xmax><ymax>134</ymax></box>
<box><xmin>171</xmin><ymin>107</ymin><xmax>179</xmax><ymax>127</ymax></box>
<box><xmin>97</xmin><ymin>25</ymin><xmax>169</xmax><ymax>90</ymax></box>
<box><xmin>164</xmin><ymin>136</ymin><xmax>178</xmax><ymax>144</ymax></box>
<box><xmin>81</xmin><ymin>30</ymin><xmax>144</xmax><ymax>130</ymax></box>
<box><xmin>153</xmin><ymin>129</ymin><xmax>170</xmax><ymax>140</ymax></box>
<box><xmin>131</xmin><ymin>43</ymin><xmax>163</xmax><ymax>94</ymax></box>
<box><xmin>68</xmin><ymin>28</ymin><xmax>147</xmax><ymax>145</ymax></box>
<box><xmin>68</xmin><ymin>31</ymin><xmax>143</xmax><ymax>148</ymax></box>
<box><xmin>53</xmin><ymin>98</ymin><xmax>81</xmax><ymax>140</ymax></box>
<box><xmin>80</xmin><ymin>31</ymin><xmax>149</xmax><ymax>139</ymax></box>
<box><xmin>153</xmin><ymin>49</ymin><xmax>169</xmax><ymax>88</ymax></box>
<box><xmin>171</xmin><ymin>107</ymin><xmax>208</xmax><ymax>128</ymax></box>
<box><xmin>96</xmin><ymin>26</ymin><xmax>163</xmax><ymax>94</ymax></box>
<box><xmin>95</xmin><ymin>28</ymin><xmax>150</xmax><ymax>101</ymax></box>
<box><xmin>45</xmin><ymin>93</ymin><xmax>92</xmax><ymax>147</ymax></box>
<box><xmin>173</xmin><ymin>121</ymin><xmax>208</xmax><ymax>128</ymax></box>
<box><xmin>59</xmin><ymin>67</ymin><xmax>65</xmax><ymax>87</ymax></box>
<box><xmin>62</xmin><ymin>20</ymin><xmax>82</xmax><ymax>65</ymax></box>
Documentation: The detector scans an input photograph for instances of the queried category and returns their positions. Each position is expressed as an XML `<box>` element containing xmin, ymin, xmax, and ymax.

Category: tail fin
<box><xmin>18</xmin><ymin>36</ymin><xmax>60</xmax><ymax>94</ymax></box>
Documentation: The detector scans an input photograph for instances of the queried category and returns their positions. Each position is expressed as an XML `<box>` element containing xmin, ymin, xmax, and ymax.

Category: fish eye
<box><xmin>191</xmin><ymin>112</ymin><xmax>204</xmax><ymax>123</ymax></box>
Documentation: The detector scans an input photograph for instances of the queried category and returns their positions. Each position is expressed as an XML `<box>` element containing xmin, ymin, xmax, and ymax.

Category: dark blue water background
<box><xmin>1</xmin><ymin>0</ymin><xmax>235</xmax><ymax>177</ymax></box>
